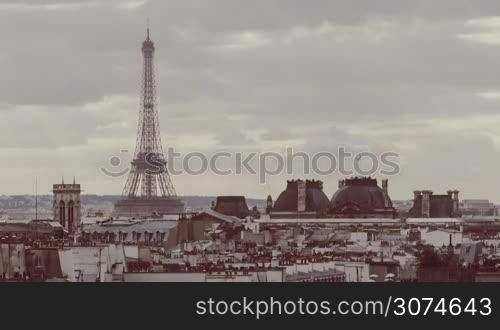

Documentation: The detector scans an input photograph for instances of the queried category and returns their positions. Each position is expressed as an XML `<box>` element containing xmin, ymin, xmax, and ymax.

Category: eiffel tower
<box><xmin>114</xmin><ymin>27</ymin><xmax>184</xmax><ymax>217</ymax></box>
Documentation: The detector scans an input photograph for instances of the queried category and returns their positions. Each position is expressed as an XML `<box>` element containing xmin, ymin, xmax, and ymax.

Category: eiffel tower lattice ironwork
<box><xmin>122</xmin><ymin>27</ymin><xmax>177</xmax><ymax>199</ymax></box>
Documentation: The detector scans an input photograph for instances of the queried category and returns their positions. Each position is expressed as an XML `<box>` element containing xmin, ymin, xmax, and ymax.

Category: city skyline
<box><xmin>2</xmin><ymin>1</ymin><xmax>500</xmax><ymax>202</ymax></box>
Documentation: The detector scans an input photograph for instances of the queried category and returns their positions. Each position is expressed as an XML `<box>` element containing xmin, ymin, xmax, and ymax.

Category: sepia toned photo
<box><xmin>2</xmin><ymin>1</ymin><xmax>500</xmax><ymax>287</ymax></box>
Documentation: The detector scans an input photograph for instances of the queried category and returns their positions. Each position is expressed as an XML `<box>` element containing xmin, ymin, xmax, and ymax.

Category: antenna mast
<box><xmin>35</xmin><ymin>175</ymin><xmax>38</xmax><ymax>220</ymax></box>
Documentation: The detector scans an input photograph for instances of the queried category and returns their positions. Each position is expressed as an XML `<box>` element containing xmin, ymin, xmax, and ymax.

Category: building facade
<box><xmin>408</xmin><ymin>190</ymin><xmax>459</xmax><ymax>218</ymax></box>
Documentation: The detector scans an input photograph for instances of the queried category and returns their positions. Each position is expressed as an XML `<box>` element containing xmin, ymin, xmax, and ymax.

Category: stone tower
<box><xmin>266</xmin><ymin>195</ymin><xmax>273</xmax><ymax>214</ymax></box>
<box><xmin>53</xmin><ymin>178</ymin><xmax>81</xmax><ymax>234</ymax></box>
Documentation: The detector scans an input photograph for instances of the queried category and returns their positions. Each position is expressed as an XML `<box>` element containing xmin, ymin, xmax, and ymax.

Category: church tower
<box><xmin>53</xmin><ymin>178</ymin><xmax>81</xmax><ymax>234</ymax></box>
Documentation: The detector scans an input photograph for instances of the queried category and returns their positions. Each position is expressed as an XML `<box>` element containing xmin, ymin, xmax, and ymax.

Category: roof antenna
<box><xmin>35</xmin><ymin>174</ymin><xmax>38</xmax><ymax>220</ymax></box>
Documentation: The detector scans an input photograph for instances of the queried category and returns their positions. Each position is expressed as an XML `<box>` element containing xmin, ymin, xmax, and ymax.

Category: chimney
<box><xmin>338</xmin><ymin>179</ymin><xmax>344</xmax><ymax>189</ymax></box>
<box><xmin>266</xmin><ymin>195</ymin><xmax>273</xmax><ymax>214</ymax></box>
<box><xmin>382</xmin><ymin>179</ymin><xmax>388</xmax><ymax>195</ymax></box>
<box><xmin>413</xmin><ymin>190</ymin><xmax>421</xmax><ymax>201</ymax></box>
<box><xmin>421</xmin><ymin>190</ymin><xmax>433</xmax><ymax>218</ymax></box>
<box><xmin>297</xmin><ymin>180</ymin><xmax>306</xmax><ymax>212</ymax></box>
<box><xmin>452</xmin><ymin>190</ymin><xmax>460</xmax><ymax>215</ymax></box>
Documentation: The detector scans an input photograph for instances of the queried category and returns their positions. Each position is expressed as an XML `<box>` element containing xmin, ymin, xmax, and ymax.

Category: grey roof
<box><xmin>331</xmin><ymin>178</ymin><xmax>393</xmax><ymax>214</ymax></box>
<box><xmin>272</xmin><ymin>180</ymin><xmax>330</xmax><ymax>214</ymax></box>
<box><xmin>83</xmin><ymin>219</ymin><xmax>177</xmax><ymax>234</ymax></box>
<box><xmin>192</xmin><ymin>209</ymin><xmax>240</xmax><ymax>224</ymax></box>
<box><xmin>213</xmin><ymin>196</ymin><xmax>250</xmax><ymax>219</ymax></box>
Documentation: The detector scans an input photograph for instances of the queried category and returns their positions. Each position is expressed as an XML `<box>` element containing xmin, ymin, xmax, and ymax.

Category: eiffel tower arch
<box><xmin>114</xmin><ymin>27</ymin><xmax>184</xmax><ymax>217</ymax></box>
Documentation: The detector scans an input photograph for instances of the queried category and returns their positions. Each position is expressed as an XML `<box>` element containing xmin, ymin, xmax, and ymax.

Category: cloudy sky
<box><xmin>2</xmin><ymin>0</ymin><xmax>500</xmax><ymax>201</ymax></box>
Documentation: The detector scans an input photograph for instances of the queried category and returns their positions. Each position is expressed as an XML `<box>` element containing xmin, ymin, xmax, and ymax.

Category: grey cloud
<box><xmin>259</xmin><ymin>129</ymin><xmax>294</xmax><ymax>141</ymax></box>
<box><xmin>1</xmin><ymin>1</ymin><xmax>500</xmax><ymax>201</ymax></box>
<box><xmin>214</xmin><ymin>127</ymin><xmax>255</xmax><ymax>146</ymax></box>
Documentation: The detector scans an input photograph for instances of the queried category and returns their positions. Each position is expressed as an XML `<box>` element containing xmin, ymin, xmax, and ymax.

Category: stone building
<box><xmin>53</xmin><ymin>178</ymin><xmax>81</xmax><ymax>234</ymax></box>
<box><xmin>408</xmin><ymin>190</ymin><xmax>459</xmax><ymax>218</ymax></box>
<box><xmin>330</xmin><ymin>177</ymin><xmax>395</xmax><ymax>218</ymax></box>
<box><xmin>270</xmin><ymin>179</ymin><xmax>330</xmax><ymax>218</ymax></box>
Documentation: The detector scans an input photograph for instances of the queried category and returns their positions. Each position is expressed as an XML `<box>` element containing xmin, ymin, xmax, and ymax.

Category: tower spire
<box><xmin>121</xmin><ymin>24</ymin><xmax>177</xmax><ymax>200</ymax></box>
<box><xmin>146</xmin><ymin>18</ymin><xmax>150</xmax><ymax>40</ymax></box>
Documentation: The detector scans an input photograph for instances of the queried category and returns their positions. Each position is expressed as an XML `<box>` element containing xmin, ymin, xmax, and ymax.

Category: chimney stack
<box><xmin>297</xmin><ymin>180</ymin><xmax>306</xmax><ymax>212</ymax></box>
<box><xmin>413</xmin><ymin>190</ymin><xmax>421</xmax><ymax>201</ymax></box>
<box><xmin>338</xmin><ymin>179</ymin><xmax>345</xmax><ymax>189</ymax></box>
<box><xmin>421</xmin><ymin>190</ymin><xmax>433</xmax><ymax>218</ymax></box>
<box><xmin>266</xmin><ymin>195</ymin><xmax>273</xmax><ymax>214</ymax></box>
<box><xmin>452</xmin><ymin>190</ymin><xmax>460</xmax><ymax>215</ymax></box>
<box><xmin>382</xmin><ymin>179</ymin><xmax>388</xmax><ymax>195</ymax></box>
